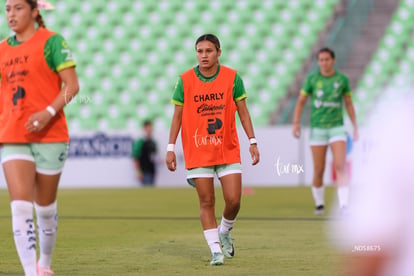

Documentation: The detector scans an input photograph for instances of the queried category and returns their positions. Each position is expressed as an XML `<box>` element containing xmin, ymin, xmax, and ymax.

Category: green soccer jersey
<box><xmin>131</xmin><ymin>138</ymin><xmax>144</xmax><ymax>158</ymax></box>
<box><xmin>301</xmin><ymin>71</ymin><xmax>351</xmax><ymax>128</ymax></box>
<box><xmin>8</xmin><ymin>32</ymin><xmax>76</xmax><ymax>72</ymax></box>
<box><xmin>171</xmin><ymin>65</ymin><xmax>247</xmax><ymax>105</ymax></box>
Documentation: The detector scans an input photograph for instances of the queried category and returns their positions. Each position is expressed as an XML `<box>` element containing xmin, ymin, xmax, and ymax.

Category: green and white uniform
<box><xmin>301</xmin><ymin>71</ymin><xmax>351</xmax><ymax>146</ymax></box>
<box><xmin>1</xmin><ymin>143</ymin><xmax>69</xmax><ymax>175</ymax></box>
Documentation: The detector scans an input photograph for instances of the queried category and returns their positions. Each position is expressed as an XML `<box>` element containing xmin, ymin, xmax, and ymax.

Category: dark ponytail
<box><xmin>35</xmin><ymin>13</ymin><xmax>46</xmax><ymax>28</ymax></box>
<box><xmin>26</xmin><ymin>0</ymin><xmax>47</xmax><ymax>28</ymax></box>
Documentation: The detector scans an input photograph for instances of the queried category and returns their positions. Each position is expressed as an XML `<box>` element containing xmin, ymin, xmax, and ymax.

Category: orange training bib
<box><xmin>180</xmin><ymin>66</ymin><xmax>240</xmax><ymax>169</ymax></box>
<box><xmin>0</xmin><ymin>28</ymin><xmax>69</xmax><ymax>143</ymax></box>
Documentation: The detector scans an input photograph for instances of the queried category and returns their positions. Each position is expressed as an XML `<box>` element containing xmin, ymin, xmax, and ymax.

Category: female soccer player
<box><xmin>165</xmin><ymin>34</ymin><xmax>260</xmax><ymax>265</ymax></box>
<box><xmin>292</xmin><ymin>47</ymin><xmax>358</xmax><ymax>215</ymax></box>
<box><xmin>0</xmin><ymin>0</ymin><xmax>79</xmax><ymax>275</ymax></box>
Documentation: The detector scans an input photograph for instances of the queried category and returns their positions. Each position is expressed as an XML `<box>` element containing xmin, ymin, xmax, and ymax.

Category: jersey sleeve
<box><xmin>343</xmin><ymin>75</ymin><xmax>352</xmax><ymax>96</ymax></box>
<box><xmin>233</xmin><ymin>72</ymin><xmax>247</xmax><ymax>102</ymax></box>
<box><xmin>132</xmin><ymin>139</ymin><xmax>144</xmax><ymax>158</ymax></box>
<box><xmin>44</xmin><ymin>33</ymin><xmax>76</xmax><ymax>73</ymax></box>
<box><xmin>171</xmin><ymin>77</ymin><xmax>184</xmax><ymax>106</ymax></box>
<box><xmin>300</xmin><ymin>74</ymin><xmax>312</xmax><ymax>96</ymax></box>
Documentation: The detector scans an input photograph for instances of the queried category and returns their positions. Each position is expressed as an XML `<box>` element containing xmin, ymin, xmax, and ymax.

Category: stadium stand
<box><xmin>0</xmin><ymin>0</ymin><xmax>340</xmax><ymax>131</ymax></box>
<box><xmin>353</xmin><ymin>0</ymin><xmax>414</xmax><ymax>124</ymax></box>
<box><xmin>0</xmin><ymin>0</ymin><xmax>407</xmax><ymax>130</ymax></box>
<box><xmin>277</xmin><ymin>0</ymin><xmax>401</xmax><ymax>126</ymax></box>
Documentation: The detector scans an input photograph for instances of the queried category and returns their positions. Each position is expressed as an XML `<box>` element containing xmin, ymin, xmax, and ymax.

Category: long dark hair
<box><xmin>25</xmin><ymin>0</ymin><xmax>46</xmax><ymax>28</ymax></box>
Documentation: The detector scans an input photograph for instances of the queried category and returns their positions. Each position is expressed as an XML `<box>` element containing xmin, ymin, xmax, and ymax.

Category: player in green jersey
<box><xmin>292</xmin><ymin>47</ymin><xmax>358</xmax><ymax>215</ymax></box>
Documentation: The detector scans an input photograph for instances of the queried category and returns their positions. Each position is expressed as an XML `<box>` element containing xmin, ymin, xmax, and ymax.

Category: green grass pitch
<box><xmin>0</xmin><ymin>186</ymin><xmax>341</xmax><ymax>275</ymax></box>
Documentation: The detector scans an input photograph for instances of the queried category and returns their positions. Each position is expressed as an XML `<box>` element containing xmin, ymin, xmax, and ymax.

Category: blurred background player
<box><xmin>165</xmin><ymin>34</ymin><xmax>260</xmax><ymax>265</ymax></box>
<box><xmin>292</xmin><ymin>47</ymin><xmax>358</xmax><ymax>215</ymax></box>
<box><xmin>0</xmin><ymin>0</ymin><xmax>79</xmax><ymax>275</ymax></box>
<box><xmin>332</xmin><ymin>92</ymin><xmax>414</xmax><ymax>276</ymax></box>
<box><xmin>132</xmin><ymin>119</ymin><xmax>158</xmax><ymax>186</ymax></box>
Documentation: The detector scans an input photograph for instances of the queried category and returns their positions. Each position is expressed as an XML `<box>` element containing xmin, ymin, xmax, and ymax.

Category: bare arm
<box><xmin>166</xmin><ymin>105</ymin><xmax>183</xmax><ymax>171</ymax></box>
<box><xmin>292</xmin><ymin>93</ymin><xmax>307</xmax><ymax>138</ymax></box>
<box><xmin>168</xmin><ymin>105</ymin><xmax>183</xmax><ymax>144</ymax></box>
<box><xmin>26</xmin><ymin>67</ymin><xmax>79</xmax><ymax>132</ymax></box>
<box><xmin>344</xmin><ymin>95</ymin><xmax>358</xmax><ymax>141</ymax></box>
<box><xmin>54</xmin><ymin>67</ymin><xmax>80</xmax><ymax>112</ymax></box>
<box><xmin>133</xmin><ymin>159</ymin><xmax>143</xmax><ymax>180</ymax></box>
<box><xmin>236</xmin><ymin>99</ymin><xmax>259</xmax><ymax>165</ymax></box>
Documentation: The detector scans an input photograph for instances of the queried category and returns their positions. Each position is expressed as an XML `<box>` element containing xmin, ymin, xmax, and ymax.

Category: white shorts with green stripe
<box><xmin>186</xmin><ymin>163</ymin><xmax>242</xmax><ymax>187</ymax></box>
<box><xmin>0</xmin><ymin>143</ymin><xmax>69</xmax><ymax>175</ymax></box>
<box><xmin>309</xmin><ymin>126</ymin><xmax>347</xmax><ymax>146</ymax></box>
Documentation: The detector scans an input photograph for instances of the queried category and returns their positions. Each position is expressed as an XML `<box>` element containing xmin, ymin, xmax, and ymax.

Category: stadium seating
<box><xmin>354</xmin><ymin>0</ymin><xmax>414</xmax><ymax>123</ymax></box>
<box><xmin>0</xmin><ymin>0</ymin><xmax>340</xmax><ymax>130</ymax></box>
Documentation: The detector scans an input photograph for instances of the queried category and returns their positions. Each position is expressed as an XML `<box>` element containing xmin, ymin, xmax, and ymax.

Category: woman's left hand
<box><xmin>25</xmin><ymin>110</ymin><xmax>53</xmax><ymax>133</ymax></box>
<box><xmin>249</xmin><ymin>144</ymin><xmax>260</xmax><ymax>165</ymax></box>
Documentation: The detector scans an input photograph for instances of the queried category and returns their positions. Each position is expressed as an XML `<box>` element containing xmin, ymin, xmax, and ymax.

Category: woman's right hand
<box><xmin>165</xmin><ymin>151</ymin><xmax>177</xmax><ymax>171</ymax></box>
<box><xmin>292</xmin><ymin>123</ymin><xmax>301</xmax><ymax>138</ymax></box>
<box><xmin>25</xmin><ymin>110</ymin><xmax>53</xmax><ymax>133</ymax></box>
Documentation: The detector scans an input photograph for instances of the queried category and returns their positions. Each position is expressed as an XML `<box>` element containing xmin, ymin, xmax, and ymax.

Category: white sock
<box><xmin>218</xmin><ymin>216</ymin><xmax>235</xmax><ymax>235</ymax></box>
<box><xmin>337</xmin><ymin>186</ymin><xmax>349</xmax><ymax>208</ymax></box>
<box><xmin>312</xmin><ymin>186</ymin><xmax>325</xmax><ymax>207</ymax></box>
<box><xmin>11</xmin><ymin>200</ymin><xmax>37</xmax><ymax>276</ymax></box>
<box><xmin>203</xmin><ymin>228</ymin><xmax>221</xmax><ymax>254</ymax></box>
<box><xmin>35</xmin><ymin>201</ymin><xmax>58</xmax><ymax>268</ymax></box>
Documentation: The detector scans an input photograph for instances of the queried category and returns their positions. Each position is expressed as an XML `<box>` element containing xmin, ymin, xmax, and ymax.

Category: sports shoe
<box><xmin>314</xmin><ymin>205</ymin><xmax>324</xmax><ymax>215</ymax></box>
<box><xmin>210</xmin><ymin>252</ymin><xmax>224</xmax><ymax>266</ymax></box>
<box><xmin>37</xmin><ymin>262</ymin><xmax>53</xmax><ymax>276</ymax></box>
<box><xmin>219</xmin><ymin>232</ymin><xmax>234</xmax><ymax>258</ymax></box>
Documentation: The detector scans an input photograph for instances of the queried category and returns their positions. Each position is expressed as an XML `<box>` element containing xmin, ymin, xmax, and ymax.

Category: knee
<box><xmin>313</xmin><ymin>166</ymin><xmax>325</xmax><ymax>179</ymax></box>
<box><xmin>225</xmin><ymin>196</ymin><xmax>240</xmax><ymax>211</ymax></box>
<box><xmin>334</xmin><ymin>162</ymin><xmax>345</xmax><ymax>174</ymax></box>
<box><xmin>199</xmin><ymin>195</ymin><xmax>215</xmax><ymax>210</ymax></box>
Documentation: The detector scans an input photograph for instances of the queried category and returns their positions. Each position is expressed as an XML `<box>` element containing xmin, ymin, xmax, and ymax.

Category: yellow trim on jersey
<box><xmin>56</xmin><ymin>61</ymin><xmax>76</xmax><ymax>72</ymax></box>
<box><xmin>300</xmin><ymin>89</ymin><xmax>309</xmax><ymax>96</ymax></box>
<box><xmin>171</xmin><ymin>99</ymin><xmax>184</xmax><ymax>106</ymax></box>
<box><xmin>235</xmin><ymin>93</ymin><xmax>247</xmax><ymax>102</ymax></box>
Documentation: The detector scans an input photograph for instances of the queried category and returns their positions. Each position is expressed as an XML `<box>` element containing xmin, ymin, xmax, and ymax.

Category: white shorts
<box><xmin>186</xmin><ymin>163</ymin><xmax>242</xmax><ymax>187</ymax></box>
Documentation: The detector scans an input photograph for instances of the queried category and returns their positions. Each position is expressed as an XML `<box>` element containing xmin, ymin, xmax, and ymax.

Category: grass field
<box><xmin>0</xmin><ymin>186</ymin><xmax>342</xmax><ymax>275</ymax></box>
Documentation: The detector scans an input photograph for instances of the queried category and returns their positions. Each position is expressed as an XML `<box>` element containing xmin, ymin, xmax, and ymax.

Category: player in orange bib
<box><xmin>166</xmin><ymin>34</ymin><xmax>260</xmax><ymax>266</ymax></box>
<box><xmin>0</xmin><ymin>1</ymin><xmax>79</xmax><ymax>275</ymax></box>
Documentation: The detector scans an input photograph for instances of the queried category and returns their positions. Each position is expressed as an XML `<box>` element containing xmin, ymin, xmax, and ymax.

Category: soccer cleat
<box><xmin>37</xmin><ymin>262</ymin><xmax>53</xmax><ymax>276</ymax></box>
<box><xmin>210</xmin><ymin>252</ymin><xmax>224</xmax><ymax>266</ymax></box>
<box><xmin>314</xmin><ymin>205</ymin><xmax>324</xmax><ymax>215</ymax></box>
<box><xmin>219</xmin><ymin>232</ymin><xmax>235</xmax><ymax>258</ymax></box>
